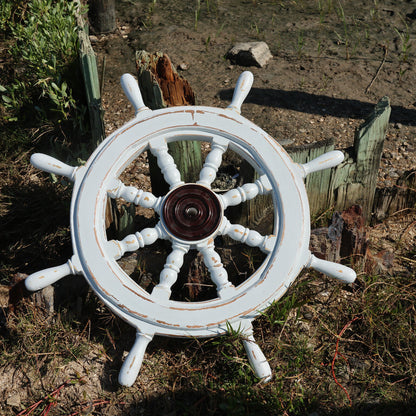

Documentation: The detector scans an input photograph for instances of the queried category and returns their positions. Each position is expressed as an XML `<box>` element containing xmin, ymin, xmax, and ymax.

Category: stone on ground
<box><xmin>226</xmin><ymin>41</ymin><xmax>273</xmax><ymax>67</ymax></box>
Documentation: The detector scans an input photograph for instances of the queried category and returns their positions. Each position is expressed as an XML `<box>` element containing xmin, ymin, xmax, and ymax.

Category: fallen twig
<box><xmin>331</xmin><ymin>316</ymin><xmax>360</xmax><ymax>406</ymax></box>
<box><xmin>365</xmin><ymin>45</ymin><xmax>388</xmax><ymax>94</ymax></box>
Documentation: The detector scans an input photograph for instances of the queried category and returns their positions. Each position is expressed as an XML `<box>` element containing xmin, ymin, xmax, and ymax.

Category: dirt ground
<box><xmin>93</xmin><ymin>0</ymin><xmax>416</xmax><ymax>188</ymax></box>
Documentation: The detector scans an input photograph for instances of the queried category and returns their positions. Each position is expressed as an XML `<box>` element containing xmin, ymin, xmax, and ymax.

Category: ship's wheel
<box><xmin>25</xmin><ymin>72</ymin><xmax>356</xmax><ymax>386</ymax></box>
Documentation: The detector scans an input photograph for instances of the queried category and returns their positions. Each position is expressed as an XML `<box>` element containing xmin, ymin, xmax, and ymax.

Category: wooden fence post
<box><xmin>287</xmin><ymin>96</ymin><xmax>391</xmax><ymax>222</ymax></box>
<box><xmin>332</xmin><ymin>96</ymin><xmax>391</xmax><ymax>220</ymax></box>
<box><xmin>287</xmin><ymin>138</ymin><xmax>335</xmax><ymax>218</ymax></box>
<box><xmin>76</xmin><ymin>7</ymin><xmax>105</xmax><ymax>148</ymax></box>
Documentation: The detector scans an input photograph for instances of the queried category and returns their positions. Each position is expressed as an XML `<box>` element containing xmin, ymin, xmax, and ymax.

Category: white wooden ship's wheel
<box><xmin>25</xmin><ymin>72</ymin><xmax>356</xmax><ymax>386</ymax></box>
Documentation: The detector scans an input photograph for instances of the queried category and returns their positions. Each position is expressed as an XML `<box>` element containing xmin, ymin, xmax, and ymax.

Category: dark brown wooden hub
<box><xmin>162</xmin><ymin>184</ymin><xmax>222</xmax><ymax>241</ymax></box>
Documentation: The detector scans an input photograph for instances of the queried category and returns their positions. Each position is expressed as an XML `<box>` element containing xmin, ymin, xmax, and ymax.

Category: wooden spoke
<box><xmin>149</xmin><ymin>137</ymin><xmax>184</xmax><ymax>189</ymax></box>
<box><xmin>197</xmin><ymin>241</ymin><xmax>235</xmax><ymax>299</ymax></box>
<box><xmin>108</xmin><ymin>222</ymin><xmax>166</xmax><ymax>259</ymax></box>
<box><xmin>197</xmin><ymin>137</ymin><xmax>229</xmax><ymax>187</ymax></box>
<box><xmin>107</xmin><ymin>179</ymin><xmax>163</xmax><ymax>213</ymax></box>
<box><xmin>220</xmin><ymin>218</ymin><xmax>275</xmax><ymax>254</ymax></box>
<box><xmin>219</xmin><ymin>174</ymin><xmax>272</xmax><ymax>209</ymax></box>
<box><xmin>151</xmin><ymin>243</ymin><xmax>190</xmax><ymax>300</ymax></box>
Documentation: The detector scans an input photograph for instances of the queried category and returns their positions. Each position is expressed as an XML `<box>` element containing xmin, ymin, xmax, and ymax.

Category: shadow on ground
<box><xmin>123</xmin><ymin>390</ymin><xmax>416</xmax><ymax>416</ymax></box>
<box><xmin>219</xmin><ymin>88</ymin><xmax>416</xmax><ymax>126</ymax></box>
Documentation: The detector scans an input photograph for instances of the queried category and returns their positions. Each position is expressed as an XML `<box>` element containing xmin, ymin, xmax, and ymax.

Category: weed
<box><xmin>194</xmin><ymin>0</ymin><xmax>201</xmax><ymax>30</ymax></box>
<box><xmin>0</xmin><ymin>0</ymin><xmax>16</xmax><ymax>32</ymax></box>
<box><xmin>205</xmin><ymin>35</ymin><xmax>211</xmax><ymax>50</ymax></box>
<box><xmin>394</xmin><ymin>24</ymin><xmax>412</xmax><ymax>63</ymax></box>
<box><xmin>335</xmin><ymin>1</ymin><xmax>350</xmax><ymax>59</ymax></box>
<box><xmin>296</xmin><ymin>30</ymin><xmax>305</xmax><ymax>57</ymax></box>
<box><xmin>0</xmin><ymin>300</ymin><xmax>91</xmax><ymax>370</ymax></box>
<box><xmin>370</xmin><ymin>0</ymin><xmax>379</xmax><ymax>22</ymax></box>
<box><xmin>260</xmin><ymin>291</ymin><xmax>302</xmax><ymax>330</ymax></box>
<box><xmin>250</xmin><ymin>21</ymin><xmax>260</xmax><ymax>36</ymax></box>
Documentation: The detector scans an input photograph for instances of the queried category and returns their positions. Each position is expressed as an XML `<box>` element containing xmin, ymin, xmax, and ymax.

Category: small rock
<box><xmin>178</xmin><ymin>62</ymin><xmax>188</xmax><ymax>71</ymax></box>
<box><xmin>388</xmin><ymin>169</ymin><xmax>400</xmax><ymax>179</ymax></box>
<box><xmin>6</xmin><ymin>393</ymin><xmax>21</xmax><ymax>407</ymax></box>
<box><xmin>226</xmin><ymin>41</ymin><xmax>273</xmax><ymax>68</ymax></box>
<box><xmin>395</xmin><ymin>122</ymin><xmax>403</xmax><ymax>129</ymax></box>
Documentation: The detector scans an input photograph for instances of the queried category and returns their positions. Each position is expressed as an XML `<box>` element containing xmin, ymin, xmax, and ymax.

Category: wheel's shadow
<box><xmin>219</xmin><ymin>88</ymin><xmax>416</xmax><ymax>126</ymax></box>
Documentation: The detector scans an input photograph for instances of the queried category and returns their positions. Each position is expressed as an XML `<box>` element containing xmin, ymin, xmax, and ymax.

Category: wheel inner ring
<box><xmin>162</xmin><ymin>184</ymin><xmax>222</xmax><ymax>241</ymax></box>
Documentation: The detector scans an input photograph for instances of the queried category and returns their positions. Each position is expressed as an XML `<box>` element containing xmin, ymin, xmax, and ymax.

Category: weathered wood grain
<box><xmin>76</xmin><ymin>7</ymin><xmax>105</xmax><ymax>148</ymax></box>
<box><xmin>136</xmin><ymin>51</ymin><xmax>202</xmax><ymax>195</ymax></box>
<box><xmin>288</xmin><ymin>96</ymin><xmax>391</xmax><ymax>223</ymax></box>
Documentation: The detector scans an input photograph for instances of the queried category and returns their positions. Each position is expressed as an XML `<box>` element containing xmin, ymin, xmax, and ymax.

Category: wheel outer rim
<box><xmin>71</xmin><ymin>107</ymin><xmax>311</xmax><ymax>337</ymax></box>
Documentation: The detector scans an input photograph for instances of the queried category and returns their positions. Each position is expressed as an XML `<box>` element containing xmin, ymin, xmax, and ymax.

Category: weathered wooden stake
<box><xmin>373</xmin><ymin>170</ymin><xmax>416</xmax><ymax>221</ymax></box>
<box><xmin>76</xmin><ymin>7</ymin><xmax>105</xmax><ymax>148</ymax></box>
<box><xmin>136</xmin><ymin>51</ymin><xmax>202</xmax><ymax>196</ymax></box>
<box><xmin>288</xmin><ymin>96</ymin><xmax>391</xmax><ymax>222</ymax></box>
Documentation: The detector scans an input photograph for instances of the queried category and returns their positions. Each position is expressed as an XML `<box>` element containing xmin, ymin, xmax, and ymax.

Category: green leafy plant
<box><xmin>0</xmin><ymin>1</ymin><xmax>13</xmax><ymax>31</ymax></box>
<box><xmin>2</xmin><ymin>0</ymin><xmax>86</xmax><ymax>128</ymax></box>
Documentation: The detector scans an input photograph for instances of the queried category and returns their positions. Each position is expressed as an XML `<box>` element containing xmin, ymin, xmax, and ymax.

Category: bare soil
<box><xmin>93</xmin><ymin>0</ymin><xmax>416</xmax><ymax>188</ymax></box>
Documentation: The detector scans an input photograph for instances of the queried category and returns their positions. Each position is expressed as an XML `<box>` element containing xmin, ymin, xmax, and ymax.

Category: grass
<box><xmin>4</xmin><ymin>259</ymin><xmax>414</xmax><ymax>415</ymax></box>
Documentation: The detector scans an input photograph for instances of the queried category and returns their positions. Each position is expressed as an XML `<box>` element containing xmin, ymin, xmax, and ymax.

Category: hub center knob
<box><xmin>185</xmin><ymin>206</ymin><xmax>199</xmax><ymax>218</ymax></box>
<box><xmin>162</xmin><ymin>184</ymin><xmax>222</xmax><ymax>241</ymax></box>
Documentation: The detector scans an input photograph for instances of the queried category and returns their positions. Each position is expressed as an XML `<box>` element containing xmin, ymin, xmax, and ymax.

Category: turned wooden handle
<box><xmin>242</xmin><ymin>334</ymin><xmax>272</xmax><ymax>381</ymax></box>
<box><xmin>308</xmin><ymin>254</ymin><xmax>356</xmax><ymax>284</ymax></box>
<box><xmin>301</xmin><ymin>150</ymin><xmax>344</xmax><ymax>177</ymax></box>
<box><xmin>227</xmin><ymin>71</ymin><xmax>254</xmax><ymax>114</ymax></box>
<box><xmin>118</xmin><ymin>332</ymin><xmax>153</xmax><ymax>387</ymax></box>
<box><xmin>25</xmin><ymin>261</ymin><xmax>75</xmax><ymax>291</ymax></box>
<box><xmin>120</xmin><ymin>73</ymin><xmax>149</xmax><ymax>115</ymax></box>
<box><xmin>31</xmin><ymin>153</ymin><xmax>77</xmax><ymax>181</ymax></box>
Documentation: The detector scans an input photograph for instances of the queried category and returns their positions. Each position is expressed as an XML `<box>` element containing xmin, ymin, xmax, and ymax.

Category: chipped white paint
<box><xmin>220</xmin><ymin>218</ymin><xmax>271</xmax><ymax>254</ymax></box>
<box><xmin>299</xmin><ymin>150</ymin><xmax>345</xmax><ymax>178</ymax></box>
<box><xmin>30</xmin><ymin>153</ymin><xmax>79</xmax><ymax>182</ymax></box>
<box><xmin>219</xmin><ymin>174</ymin><xmax>272</xmax><ymax>209</ymax></box>
<box><xmin>149</xmin><ymin>136</ymin><xmax>184</xmax><ymax>189</ymax></box>
<box><xmin>110</xmin><ymin>223</ymin><xmax>165</xmax><ymax>259</ymax></box>
<box><xmin>226</xmin><ymin>71</ymin><xmax>254</xmax><ymax>114</ymax></box>
<box><xmin>197</xmin><ymin>137</ymin><xmax>229</xmax><ymax>187</ymax></box>
<box><xmin>108</xmin><ymin>179</ymin><xmax>163</xmax><ymax>213</ymax></box>
<box><xmin>120</xmin><ymin>73</ymin><xmax>150</xmax><ymax>116</ymax></box>
<box><xmin>243</xmin><ymin>334</ymin><xmax>272</xmax><ymax>381</ymax></box>
<box><xmin>152</xmin><ymin>243</ymin><xmax>190</xmax><ymax>300</ymax></box>
<box><xmin>197</xmin><ymin>241</ymin><xmax>234</xmax><ymax>298</ymax></box>
<box><xmin>23</xmin><ymin>71</ymin><xmax>356</xmax><ymax>386</ymax></box>
<box><xmin>308</xmin><ymin>253</ymin><xmax>356</xmax><ymax>284</ymax></box>
<box><xmin>118</xmin><ymin>331</ymin><xmax>154</xmax><ymax>387</ymax></box>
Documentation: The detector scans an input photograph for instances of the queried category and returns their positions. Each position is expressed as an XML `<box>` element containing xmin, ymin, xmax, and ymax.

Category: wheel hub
<box><xmin>162</xmin><ymin>184</ymin><xmax>222</xmax><ymax>241</ymax></box>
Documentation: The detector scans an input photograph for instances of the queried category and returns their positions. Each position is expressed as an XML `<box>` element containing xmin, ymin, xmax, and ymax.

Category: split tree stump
<box><xmin>136</xmin><ymin>51</ymin><xmax>202</xmax><ymax>196</ymax></box>
<box><xmin>373</xmin><ymin>170</ymin><xmax>416</xmax><ymax>221</ymax></box>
